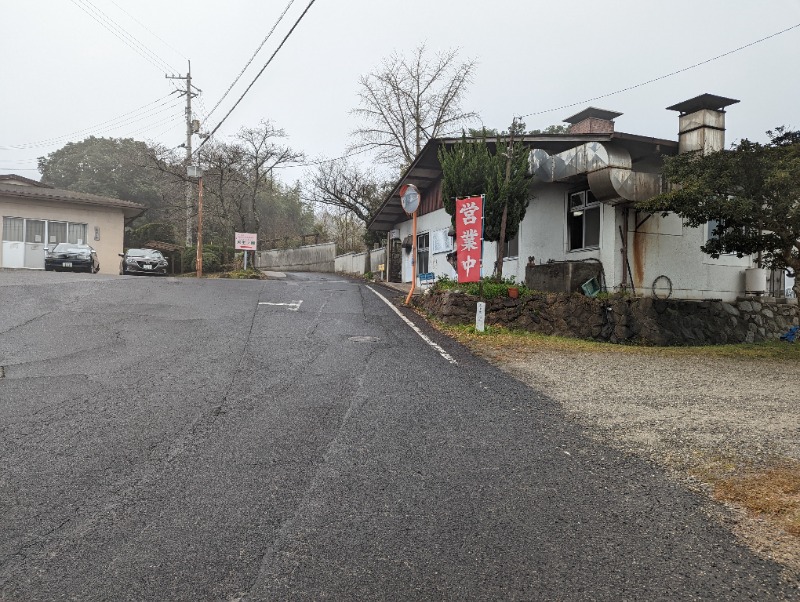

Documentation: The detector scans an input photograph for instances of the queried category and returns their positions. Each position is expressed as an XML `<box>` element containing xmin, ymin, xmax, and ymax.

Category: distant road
<box><xmin>0</xmin><ymin>271</ymin><xmax>793</xmax><ymax>600</ymax></box>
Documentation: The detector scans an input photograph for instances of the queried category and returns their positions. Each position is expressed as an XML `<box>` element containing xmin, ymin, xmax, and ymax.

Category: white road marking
<box><xmin>366</xmin><ymin>286</ymin><xmax>457</xmax><ymax>365</ymax></box>
<box><xmin>259</xmin><ymin>300</ymin><xmax>303</xmax><ymax>311</ymax></box>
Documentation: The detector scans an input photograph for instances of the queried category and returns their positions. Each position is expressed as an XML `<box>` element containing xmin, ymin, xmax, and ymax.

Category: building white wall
<box><xmin>397</xmin><ymin>210</ymin><xmax>457</xmax><ymax>284</ymax></box>
<box><xmin>0</xmin><ymin>198</ymin><xmax>126</xmax><ymax>275</ymax></box>
<box><xmin>389</xmin><ymin>182</ymin><xmax>757</xmax><ymax>301</ymax></box>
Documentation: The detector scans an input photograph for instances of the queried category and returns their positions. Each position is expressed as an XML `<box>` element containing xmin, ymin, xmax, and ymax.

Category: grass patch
<box><xmin>435</xmin><ymin>323</ymin><xmax>800</xmax><ymax>362</ymax></box>
<box><xmin>217</xmin><ymin>269</ymin><xmax>265</xmax><ymax>280</ymax></box>
<box><xmin>712</xmin><ymin>461</ymin><xmax>800</xmax><ymax>536</ymax></box>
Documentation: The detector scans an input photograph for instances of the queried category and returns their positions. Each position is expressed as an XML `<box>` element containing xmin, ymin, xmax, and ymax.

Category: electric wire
<box><xmin>69</xmin><ymin>0</ymin><xmax>177</xmax><ymax>74</ymax></box>
<box><xmin>77</xmin><ymin>0</ymin><xmax>177</xmax><ymax>73</ymax></box>
<box><xmin>272</xmin><ymin>146</ymin><xmax>373</xmax><ymax>169</ymax></box>
<box><xmin>203</xmin><ymin>0</ymin><xmax>296</xmax><ymax>124</ymax></box>
<box><xmin>109</xmin><ymin>0</ymin><xmax>187</xmax><ymax>61</ymax></box>
<box><xmin>197</xmin><ymin>0</ymin><xmax>317</xmax><ymax>154</ymax></box>
<box><xmin>517</xmin><ymin>21</ymin><xmax>800</xmax><ymax>120</ymax></box>
<box><xmin>0</xmin><ymin>94</ymin><xmax>181</xmax><ymax>150</ymax></box>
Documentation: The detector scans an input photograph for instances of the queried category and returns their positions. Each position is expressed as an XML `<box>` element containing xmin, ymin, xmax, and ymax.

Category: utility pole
<box><xmin>166</xmin><ymin>61</ymin><xmax>200</xmax><ymax>247</ymax></box>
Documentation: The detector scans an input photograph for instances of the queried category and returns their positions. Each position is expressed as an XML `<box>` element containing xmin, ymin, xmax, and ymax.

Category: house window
<box><xmin>504</xmin><ymin>232</ymin><xmax>519</xmax><ymax>259</ymax></box>
<box><xmin>68</xmin><ymin>223</ymin><xmax>87</xmax><ymax>245</ymax></box>
<box><xmin>2</xmin><ymin>217</ymin><xmax>24</xmax><ymax>242</ymax></box>
<box><xmin>417</xmin><ymin>232</ymin><xmax>429</xmax><ymax>275</ymax></box>
<box><xmin>567</xmin><ymin>190</ymin><xmax>600</xmax><ymax>250</ymax></box>
<box><xmin>25</xmin><ymin>220</ymin><xmax>45</xmax><ymax>244</ymax></box>
<box><xmin>48</xmin><ymin>221</ymin><xmax>67</xmax><ymax>245</ymax></box>
<box><xmin>707</xmin><ymin>219</ymin><xmax>744</xmax><ymax>255</ymax></box>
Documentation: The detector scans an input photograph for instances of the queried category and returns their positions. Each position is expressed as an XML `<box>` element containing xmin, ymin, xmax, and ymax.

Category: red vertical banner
<box><xmin>455</xmin><ymin>196</ymin><xmax>483</xmax><ymax>282</ymax></box>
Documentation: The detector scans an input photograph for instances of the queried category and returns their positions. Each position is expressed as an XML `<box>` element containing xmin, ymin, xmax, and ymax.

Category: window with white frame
<box><xmin>2</xmin><ymin>217</ymin><xmax>23</xmax><ymax>241</ymax></box>
<box><xmin>417</xmin><ymin>232</ymin><xmax>429</xmax><ymax>274</ymax></box>
<box><xmin>567</xmin><ymin>189</ymin><xmax>600</xmax><ymax>250</ymax></box>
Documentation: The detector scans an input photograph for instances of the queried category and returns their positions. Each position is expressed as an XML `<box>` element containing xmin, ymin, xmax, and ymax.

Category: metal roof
<box><xmin>367</xmin><ymin>132</ymin><xmax>677</xmax><ymax>232</ymax></box>
<box><xmin>0</xmin><ymin>180</ymin><xmax>147</xmax><ymax>219</ymax></box>
<box><xmin>666</xmin><ymin>93</ymin><xmax>740</xmax><ymax>114</ymax></box>
<box><xmin>563</xmin><ymin>107</ymin><xmax>623</xmax><ymax>124</ymax></box>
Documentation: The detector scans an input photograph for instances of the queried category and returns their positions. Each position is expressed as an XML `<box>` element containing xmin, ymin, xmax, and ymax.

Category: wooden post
<box><xmin>196</xmin><ymin>176</ymin><xmax>204</xmax><ymax>278</ymax></box>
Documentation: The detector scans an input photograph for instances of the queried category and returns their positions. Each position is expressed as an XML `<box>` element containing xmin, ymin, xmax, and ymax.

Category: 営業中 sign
<box><xmin>455</xmin><ymin>196</ymin><xmax>483</xmax><ymax>282</ymax></box>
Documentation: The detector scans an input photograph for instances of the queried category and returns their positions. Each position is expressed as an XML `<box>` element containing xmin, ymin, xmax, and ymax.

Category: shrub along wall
<box><xmin>413</xmin><ymin>290</ymin><xmax>800</xmax><ymax>346</ymax></box>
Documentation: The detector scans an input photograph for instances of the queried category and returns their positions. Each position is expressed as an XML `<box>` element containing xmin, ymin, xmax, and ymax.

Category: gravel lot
<box><xmin>457</xmin><ymin>336</ymin><xmax>800</xmax><ymax>579</ymax></box>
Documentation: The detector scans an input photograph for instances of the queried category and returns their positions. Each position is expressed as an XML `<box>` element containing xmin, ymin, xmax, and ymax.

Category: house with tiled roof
<box><xmin>0</xmin><ymin>175</ymin><xmax>145</xmax><ymax>274</ymax></box>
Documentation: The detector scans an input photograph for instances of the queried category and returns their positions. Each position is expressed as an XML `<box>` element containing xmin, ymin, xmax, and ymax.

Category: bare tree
<box><xmin>350</xmin><ymin>44</ymin><xmax>478</xmax><ymax>169</ymax></box>
<box><xmin>237</xmin><ymin>120</ymin><xmax>304</xmax><ymax>238</ymax></box>
<box><xmin>304</xmin><ymin>158</ymin><xmax>385</xmax><ymax>224</ymax></box>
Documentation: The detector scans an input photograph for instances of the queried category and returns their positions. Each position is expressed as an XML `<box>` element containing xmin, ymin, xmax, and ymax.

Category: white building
<box><xmin>0</xmin><ymin>175</ymin><xmax>145</xmax><ymax>275</ymax></box>
<box><xmin>369</xmin><ymin>94</ymin><xmax>776</xmax><ymax>302</ymax></box>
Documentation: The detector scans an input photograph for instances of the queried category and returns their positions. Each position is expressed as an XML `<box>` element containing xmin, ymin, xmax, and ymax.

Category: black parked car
<box><xmin>119</xmin><ymin>248</ymin><xmax>169</xmax><ymax>275</ymax></box>
<box><xmin>44</xmin><ymin>243</ymin><xmax>100</xmax><ymax>273</ymax></box>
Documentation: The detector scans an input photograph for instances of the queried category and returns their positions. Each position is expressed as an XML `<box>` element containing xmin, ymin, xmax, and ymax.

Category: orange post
<box><xmin>404</xmin><ymin>210</ymin><xmax>417</xmax><ymax>305</ymax></box>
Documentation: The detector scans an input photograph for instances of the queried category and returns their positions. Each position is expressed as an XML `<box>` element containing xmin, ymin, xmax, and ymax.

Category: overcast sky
<box><xmin>2</xmin><ymin>0</ymin><xmax>799</xmax><ymax>186</ymax></box>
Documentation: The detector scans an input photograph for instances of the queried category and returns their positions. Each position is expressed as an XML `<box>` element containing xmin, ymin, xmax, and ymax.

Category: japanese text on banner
<box><xmin>455</xmin><ymin>196</ymin><xmax>483</xmax><ymax>282</ymax></box>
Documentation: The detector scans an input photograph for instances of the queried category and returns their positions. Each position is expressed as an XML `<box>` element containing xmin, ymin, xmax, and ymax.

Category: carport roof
<box><xmin>0</xmin><ymin>178</ymin><xmax>146</xmax><ymax>219</ymax></box>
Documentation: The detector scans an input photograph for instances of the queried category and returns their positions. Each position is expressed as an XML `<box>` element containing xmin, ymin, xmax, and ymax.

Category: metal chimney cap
<box><xmin>666</xmin><ymin>93</ymin><xmax>740</xmax><ymax>115</ymax></box>
<box><xmin>563</xmin><ymin>107</ymin><xmax>623</xmax><ymax>124</ymax></box>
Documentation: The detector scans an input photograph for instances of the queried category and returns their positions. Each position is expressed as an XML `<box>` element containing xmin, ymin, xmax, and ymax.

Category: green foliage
<box><xmin>438</xmin><ymin>136</ymin><xmax>493</xmax><ymax>222</ymax></box>
<box><xmin>363</xmin><ymin>271</ymin><xmax>374</xmax><ymax>280</ymax></box>
<box><xmin>125</xmin><ymin>222</ymin><xmax>177</xmax><ymax>248</ymax></box>
<box><xmin>181</xmin><ymin>244</ymin><xmax>231</xmax><ymax>273</ymax></box>
<box><xmin>483</xmin><ymin>140</ymin><xmax>531</xmax><ymax>244</ymax></box>
<box><xmin>38</xmin><ymin>136</ymin><xmax>163</xmax><ymax>207</ymax></box>
<box><xmin>439</xmin><ymin>134</ymin><xmax>531</xmax><ymax>245</ymax></box>
<box><xmin>636</xmin><ymin>127</ymin><xmax>800</xmax><ymax>275</ymax></box>
<box><xmin>528</xmin><ymin>124</ymin><xmax>570</xmax><ymax>135</ymax></box>
<box><xmin>431</xmin><ymin>275</ymin><xmax>529</xmax><ymax>299</ymax></box>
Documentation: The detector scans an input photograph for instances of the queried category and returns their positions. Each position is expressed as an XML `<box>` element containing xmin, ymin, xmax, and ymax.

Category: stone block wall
<box><xmin>413</xmin><ymin>290</ymin><xmax>800</xmax><ymax>346</ymax></box>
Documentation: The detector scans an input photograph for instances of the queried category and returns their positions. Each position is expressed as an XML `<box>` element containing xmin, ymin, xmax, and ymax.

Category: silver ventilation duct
<box><xmin>529</xmin><ymin>142</ymin><xmax>662</xmax><ymax>203</ymax></box>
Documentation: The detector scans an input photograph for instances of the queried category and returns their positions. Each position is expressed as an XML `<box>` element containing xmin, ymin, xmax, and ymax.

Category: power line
<box><xmin>197</xmin><ymin>0</ymin><xmax>317</xmax><ymax>154</ymax></box>
<box><xmin>272</xmin><ymin>146</ymin><xmax>373</xmax><ymax>170</ymax></box>
<box><xmin>3</xmin><ymin>113</ymin><xmax>185</xmax><ymax>167</ymax></box>
<box><xmin>203</xmin><ymin>0</ymin><xmax>296</xmax><ymax>124</ymax></box>
<box><xmin>69</xmin><ymin>0</ymin><xmax>176</xmax><ymax>74</ymax></box>
<box><xmin>208</xmin><ymin>4</ymin><xmax>296</xmax><ymax>122</ymax></box>
<box><xmin>109</xmin><ymin>0</ymin><xmax>187</xmax><ymax>61</ymax></box>
<box><xmin>518</xmin><ymin>21</ymin><xmax>800</xmax><ymax>120</ymax></box>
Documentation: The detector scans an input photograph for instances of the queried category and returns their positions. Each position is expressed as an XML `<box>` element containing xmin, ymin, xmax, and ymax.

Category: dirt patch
<box><xmin>444</xmin><ymin>327</ymin><xmax>800</xmax><ymax>579</ymax></box>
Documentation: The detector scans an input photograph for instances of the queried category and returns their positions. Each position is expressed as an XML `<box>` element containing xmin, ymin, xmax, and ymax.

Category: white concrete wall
<box><xmin>397</xmin><ymin>210</ymin><xmax>457</xmax><ymax>285</ymax></box>
<box><xmin>256</xmin><ymin>242</ymin><xmax>336</xmax><ymax>272</ymax></box>
<box><xmin>334</xmin><ymin>247</ymin><xmax>386</xmax><ymax>276</ymax></box>
<box><xmin>626</xmin><ymin>213</ymin><xmax>754</xmax><ymax>301</ymax></box>
<box><xmin>0</xmin><ymin>197</ymin><xmax>125</xmax><ymax>275</ymax></box>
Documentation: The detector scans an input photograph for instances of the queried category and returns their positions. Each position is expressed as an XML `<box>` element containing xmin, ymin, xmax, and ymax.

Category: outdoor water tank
<box><xmin>744</xmin><ymin>267</ymin><xmax>767</xmax><ymax>295</ymax></box>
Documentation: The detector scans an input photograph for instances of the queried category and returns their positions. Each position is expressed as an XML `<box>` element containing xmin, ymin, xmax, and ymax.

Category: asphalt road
<box><xmin>0</xmin><ymin>270</ymin><xmax>795</xmax><ymax>601</ymax></box>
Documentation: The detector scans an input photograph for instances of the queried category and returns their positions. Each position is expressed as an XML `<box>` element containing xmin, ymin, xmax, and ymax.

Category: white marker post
<box><xmin>475</xmin><ymin>301</ymin><xmax>486</xmax><ymax>332</ymax></box>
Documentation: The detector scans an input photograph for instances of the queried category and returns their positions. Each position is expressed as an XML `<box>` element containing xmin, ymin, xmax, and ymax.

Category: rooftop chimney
<box><xmin>563</xmin><ymin>107</ymin><xmax>622</xmax><ymax>134</ymax></box>
<box><xmin>666</xmin><ymin>93</ymin><xmax>740</xmax><ymax>154</ymax></box>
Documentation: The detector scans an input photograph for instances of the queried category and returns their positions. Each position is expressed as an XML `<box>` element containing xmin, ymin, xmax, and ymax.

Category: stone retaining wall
<box><xmin>414</xmin><ymin>290</ymin><xmax>800</xmax><ymax>346</ymax></box>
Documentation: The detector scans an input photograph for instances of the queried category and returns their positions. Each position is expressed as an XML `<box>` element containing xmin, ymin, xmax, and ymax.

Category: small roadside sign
<box><xmin>235</xmin><ymin>232</ymin><xmax>257</xmax><ymax>250</ymax></box>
